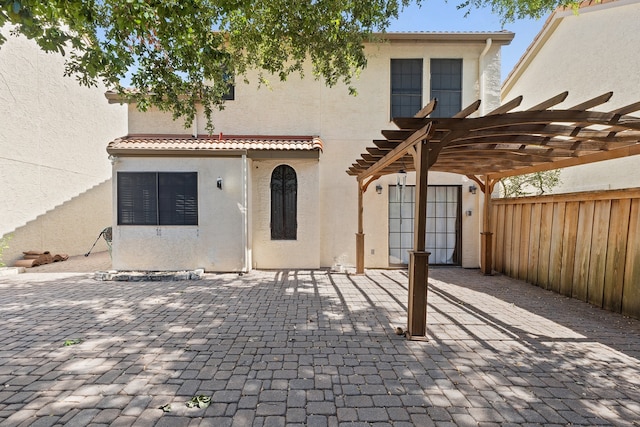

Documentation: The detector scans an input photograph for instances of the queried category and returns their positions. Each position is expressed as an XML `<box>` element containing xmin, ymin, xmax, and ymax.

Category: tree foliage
<box><xmin>456</xmin><ymin>0</ymin><xmax>579</xmax><ymax>22</ymax></box>
<box><xmin>1</xmin><ymin>0</ymin><xmax>579</xmax><ymax>132</ymax></box>
<box><xmin>500</xmin><ymin>170</ymin><xmax>562</xmax><ymax>198</ymax></box>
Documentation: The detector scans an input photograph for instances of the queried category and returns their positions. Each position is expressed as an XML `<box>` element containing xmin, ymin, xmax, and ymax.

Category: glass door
<box><xmin>389</xmin><ymin>185</ymin><xmax>461</xmax><ymax>265</ymax></box>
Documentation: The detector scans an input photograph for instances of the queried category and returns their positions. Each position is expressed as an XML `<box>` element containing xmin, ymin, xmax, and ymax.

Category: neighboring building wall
<box><xmin>125</xmin><ymin>34</ymin><xmax>507</xmax><ymax>269</ymax></box>
<box><xmin>502</xmin><ymin>0</ymin><xmax>640</xmax><ymax>193</ymax></box>
<box><xmin>111</xmin><ymin>156</ymin><xmax>249</xmax><ymax>271</ymax></box>
<box><xmin>0</xmin><ymin>27</ymin><xmax>127</xmax><ymax>264</ymax></box>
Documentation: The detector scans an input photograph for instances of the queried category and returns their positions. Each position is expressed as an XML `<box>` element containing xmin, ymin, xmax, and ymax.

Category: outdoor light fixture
<box><xmin>466</xmin><ymin>209</ymin><xmax>473</xmax><ymax>216</ymax></box>
<box><xmin>375</xmin><ymin>184</ymin><xmax>383</xmax><ymax>194</ymax></box>
<box><xmin>217</xmin><ymin>177</ymin><xmax>223</xmax><ymax>190</ymax></box>
<box><xmin>469</xmin><ymin>185</ymin><xmax>477</xmax><ymax>194</ymax></box>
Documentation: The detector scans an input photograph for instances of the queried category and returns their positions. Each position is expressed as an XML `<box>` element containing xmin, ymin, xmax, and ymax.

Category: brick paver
<box><xmin>0</xmin><ymin>265</ymin><xmax>639</xmax><ymax>426</ymax></box>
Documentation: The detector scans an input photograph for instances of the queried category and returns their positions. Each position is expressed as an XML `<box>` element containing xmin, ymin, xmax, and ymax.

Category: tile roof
<box><xmin>107</xmin><ymin>134</ymin><xmax>323</xmax><ymax>155</ymax></box>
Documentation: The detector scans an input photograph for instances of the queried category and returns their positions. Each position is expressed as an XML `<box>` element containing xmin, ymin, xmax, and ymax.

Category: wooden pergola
<box><xmin>347</xmin><ymin>91</ymin><xmax>640</xmax><ymax>340</ymax></box>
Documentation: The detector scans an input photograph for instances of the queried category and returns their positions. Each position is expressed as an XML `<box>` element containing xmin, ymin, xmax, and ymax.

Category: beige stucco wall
<box><xmin>125</xmin><ymin>37</ymin><xmax>504</xmax><ymax>270</ymax></box>
<box><xmin>251</xmin><ymin>158</ymin><xmax>320</xmax><ymax>269</ymax></box>
<box><xmin>0</xmin><ymin>27</ymin><xmax>127</xmax><ymax>265</ymax></box>
<box><xmin>502</xmin><ymin>0</ymin><xmax>640</xmax><ymax>193</ymax></box>
<box><xmin>111</xmin><ymin>156</ymin><xmax>249</xmax><ymax>272</ymax></box>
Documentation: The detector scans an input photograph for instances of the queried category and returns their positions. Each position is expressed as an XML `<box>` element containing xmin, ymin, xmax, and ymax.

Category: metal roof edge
<box><xmin>375</xmin><ymin>31</ymin><xmax>514</xmax><ymax>44</ymax></box>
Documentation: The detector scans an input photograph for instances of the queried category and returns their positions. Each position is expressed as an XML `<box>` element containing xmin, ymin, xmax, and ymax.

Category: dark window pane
<box><xmin>118</xmin><ymin>173</ymin><xmax>158</xmax><ymax>225</ymax></box>
<box><xmin>430</xmin><ymin>59</ymin><xmax>462</xmax><ymax>118</ymax></box>
<box><xmin>222</xmin><ymin>74</ymin><xmax>235</xmax><ymax>100</ymax></box>
<box><xmin>158</xmin><ymin>173</ymin><xmax>198</xmax><ymax>225</ymax></box>
<box><xmin>271</xmin><ymin>165</ymin><xmax>297</xmax><ymax>240</ymax></box>
<box><xmin>117</xmin><ymin>172</ymin><xmax>198</xmax><ymax>226</ymax></box>
<box><xmin>391</xmin><ymin>59</ymin><xmax>423</xmax><ymax>119</ymax></box>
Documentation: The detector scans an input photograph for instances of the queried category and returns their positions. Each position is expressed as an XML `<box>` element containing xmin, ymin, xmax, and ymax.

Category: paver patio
<box><xmin>0</xmin><ymin>265</ymin><xmax>639</xmax><ymax>426</ymax></box>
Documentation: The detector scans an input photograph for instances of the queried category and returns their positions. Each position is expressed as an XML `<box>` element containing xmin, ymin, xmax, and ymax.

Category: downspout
<box><xmin>478</xmin><ymin>38</ymin><xmax>492</xmax><ymax>116</ymax></box>
<box><xmin>242</xmin><ymin>153</ymin><xmax>249</xmax><ymax>272</ymax></box>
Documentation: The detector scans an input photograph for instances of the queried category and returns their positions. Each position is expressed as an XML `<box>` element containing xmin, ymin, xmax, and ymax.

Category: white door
<box><xmin>389</xmin><ymin>185</ymin><xmax>461</xmax><ymax>265</ymax></box>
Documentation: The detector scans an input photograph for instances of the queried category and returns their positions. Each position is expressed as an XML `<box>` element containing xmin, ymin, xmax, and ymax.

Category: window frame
<box><xmin>390</xmin><ymin>58</ymin><xmax>424</xmax><ymax>119</ymax></box>
<box><xmin>270</xmin><ymin>165</ymin><xmax>297</xmax><ymax>240</ymax></box>
<box><xmin>117</xmin><ymin>172</ymin><xmax>198</xmax><ymax>226</ymax></box>
<box><xmin>430</xmin><ymin>58</ymin><xmax>463</xmax><ymax>118</ymax></box>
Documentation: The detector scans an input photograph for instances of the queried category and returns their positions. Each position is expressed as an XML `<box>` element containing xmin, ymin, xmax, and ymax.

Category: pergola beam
<box><xmin>347</xmin><ymin>91</ymin><xmax>640</xmax><ymax>341</ymax></box>
<box><xmin>358</xmin><ymin>123</ymin><xmax>433</xmax><ymax>181</ymax></box>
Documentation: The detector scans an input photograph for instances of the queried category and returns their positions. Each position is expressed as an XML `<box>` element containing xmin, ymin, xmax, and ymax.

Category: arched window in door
<box><xmin>271</xmin><ymin>165</ymin><xmax>297</xmax><ymax>240</ymax></box>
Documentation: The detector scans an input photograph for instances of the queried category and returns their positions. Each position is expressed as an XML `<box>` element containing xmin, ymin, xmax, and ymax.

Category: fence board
<box><xmin>548</xmin><ymin>202</ymin><xmax>566</xmax><ymax>293</ymax></box>
<box><xmin>560</xmin><ymin>201</ymin><xmax>580</xmax><ymax>297</ymax></box>
<box><xmin>511</xmin><ymin>204</ymin><xmax>522</xmax><ymax>277</ymax></box>
<box><xmin>623</xmin><ymin>199</ymin><xmax>640</xmax><ymax>317</ymax></box>
<box><xmin>494</xmin><ymin>204</ymin><xmax>505</xmax><ymax>273</ymax></box>
<box><xmin>573</xmin><ymin>201</ymin><xmax>595</xmax><ymax>302</ymax></box>
<box><xmin>537</xmin><ymin>203</ymin><xmax>554</xmax><ymax>289</ymax></box>
<box><xmin>528</xmin><ymin>203</ymin><xmax>542</xmax><ymax>284</ymax></box>
<box><xmin>603</xmin><ymin>199</ymin><xmax>631</xmax><ymax>312</ymax></box>
<box><xmin>492</xmin><ymin>189</ymin><xmax>640</xmax><ymax>320</ymax></box>
<box><xmin>518</xmin><ymin>204</ymin><xmax>532</xmax><ymax>281</ymax></box>
<box><xmin>504</xmin><ymin>204</ymin><xmax>514</xmax><ymax>277</ymax></box>
<box><xmin>587</xmin><ymin>200</ymin><xmax>611</xmax><ymax>307</ymax></box>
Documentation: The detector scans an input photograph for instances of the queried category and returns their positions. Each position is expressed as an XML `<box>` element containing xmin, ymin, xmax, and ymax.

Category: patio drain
<box><xmin>94</xmin><ymin>269</ymin><xmax>204</xmax><ymax>281</ymax></box>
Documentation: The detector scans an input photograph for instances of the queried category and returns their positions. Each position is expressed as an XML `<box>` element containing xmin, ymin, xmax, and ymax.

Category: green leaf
<box><xmin>63</xmin><ymin>338</ymin><xmax>83</xmax><ymax>346</ymax></box>
<box><xmin>186</xmin><ymin>395</ymin><xmax>211</xmax><ymax>409</ymax></box>
<box><xmin>0</xmin><ymin>0</ymin><xmax>581</xmax><ymax>132</ymax></box>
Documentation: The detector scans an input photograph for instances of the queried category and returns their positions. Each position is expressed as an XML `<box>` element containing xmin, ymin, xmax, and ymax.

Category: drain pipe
<box><xmin>478</xmin><ymin>38</ymin><xmax>492</xmax><ymax>116</ymax></box>
<box><xmin>242</xmin><ymin>153</ymin><xmax>249</xmax><ymax>272</ymax></box>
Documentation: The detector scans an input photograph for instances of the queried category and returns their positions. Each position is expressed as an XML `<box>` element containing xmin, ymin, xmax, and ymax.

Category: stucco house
<box><xmin>107</xmin><ymin>31</ymin><xmax>514</xmax><ymax>272</ymax></box>
<box><xmin>0</xmin><ymin>26</ymin><xmax>127</xmax><ymax>265</ymax></box>
<box><xmin>502</xmin><ymin>0</ymin><xmax>640</xmax><ymax>193</ymax></box>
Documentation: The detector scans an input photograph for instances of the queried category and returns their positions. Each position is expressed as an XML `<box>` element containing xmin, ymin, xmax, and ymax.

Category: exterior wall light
<box><xmin>217</xmin><ymin>177</ymin><xmax>223</xmax><ymax>189</ymax></box>
<box><xmin>375</xmin><ymin>184</ymin><xmax>383</xmax><ymax>194</ymax></box>
<box><xmin>466</xmin><ymin>209</ymin><xmax>473</xmax><ymax>216</ymax></box>
<box><xmin>469</xmin><ymin>185</ymin><xmax>477</xmax><ymax>194</ymax></box>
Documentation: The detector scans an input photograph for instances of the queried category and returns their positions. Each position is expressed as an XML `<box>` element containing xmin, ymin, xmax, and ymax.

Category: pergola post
<box><xmin>481</xmin><ymin>175</ymin><xmax>495</xmax><ymax>275</ymax></box>
<box><xmin>407</xmin><ymin>140</ymin><xmax>430</xmax><ymax>340</ymax></box>
<box><xmin>356</xmin><ymin>181</ymin><xmax>365</xmax><ymax>274</ymax></box>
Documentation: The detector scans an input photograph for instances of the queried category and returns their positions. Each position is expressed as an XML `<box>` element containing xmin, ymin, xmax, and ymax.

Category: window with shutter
<box><xmin>118</xmin><ymin>172</ymin><xmax>198</xmax><ymax>226</ymax></box>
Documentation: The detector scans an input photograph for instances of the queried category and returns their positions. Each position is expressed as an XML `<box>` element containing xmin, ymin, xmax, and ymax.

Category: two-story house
<box><xmin>106</xmin><ymin>32</ymin><xmax>514</xmax><ymax>272</ymax></box>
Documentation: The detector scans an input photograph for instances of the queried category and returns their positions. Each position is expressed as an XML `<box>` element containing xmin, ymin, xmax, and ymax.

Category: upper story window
<box><xmin>390</xmin><ymin>59</ymin><xmax>423</xmax><ymax>119</ymax></box>
<box><xmin>222</xmin><ymin>72</ymin><xmax>235</xmax><ymax>101</ymax></box>
<box><xmin>271</xmin><ymin>165</ymin><xmax>297</xmax><ymax>240</ymax></box>
<box><xmin>430</xmin><ymin>59</ymin><xmax>462</xmax><ymax>118</ymax></box>
<box><xmin>118</xmin><ymin>172</ymin><xmax>198</xmax><ymax>226</ymax></box>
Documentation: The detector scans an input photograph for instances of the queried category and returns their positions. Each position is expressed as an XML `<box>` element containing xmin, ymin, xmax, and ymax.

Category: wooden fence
<box><xmin>491</xmin><ymin>188</ymin><xmax>640</xmax><ymax>319</ymax></box>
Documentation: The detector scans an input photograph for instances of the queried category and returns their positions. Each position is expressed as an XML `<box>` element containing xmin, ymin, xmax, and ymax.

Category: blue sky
<box><xmin>387</xmin><ymin>0</ymin><xmax>548</xmax><ymax>81</ymax></box>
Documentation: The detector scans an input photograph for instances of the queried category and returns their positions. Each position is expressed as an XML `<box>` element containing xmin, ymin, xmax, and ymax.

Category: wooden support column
<box><xmin>407</xmin><ymin>140</ymin><xmax>430</xmax><ymax>340</ymax></box>
<box><xmin>481</xmin><ymin>175</ymin><xmax>495</xmax><ymax>275</ymax></box>
<box><xmin>356</xmin><ymin>181</ymin><xmax>365</xmax><ymax>274</ymax></box>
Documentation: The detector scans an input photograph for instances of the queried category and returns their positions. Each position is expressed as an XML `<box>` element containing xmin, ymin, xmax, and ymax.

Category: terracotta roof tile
<box><xmin>107</xmin><ymin>134</ymin><xmax>323</xmax><ymax>155</ymax></box>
